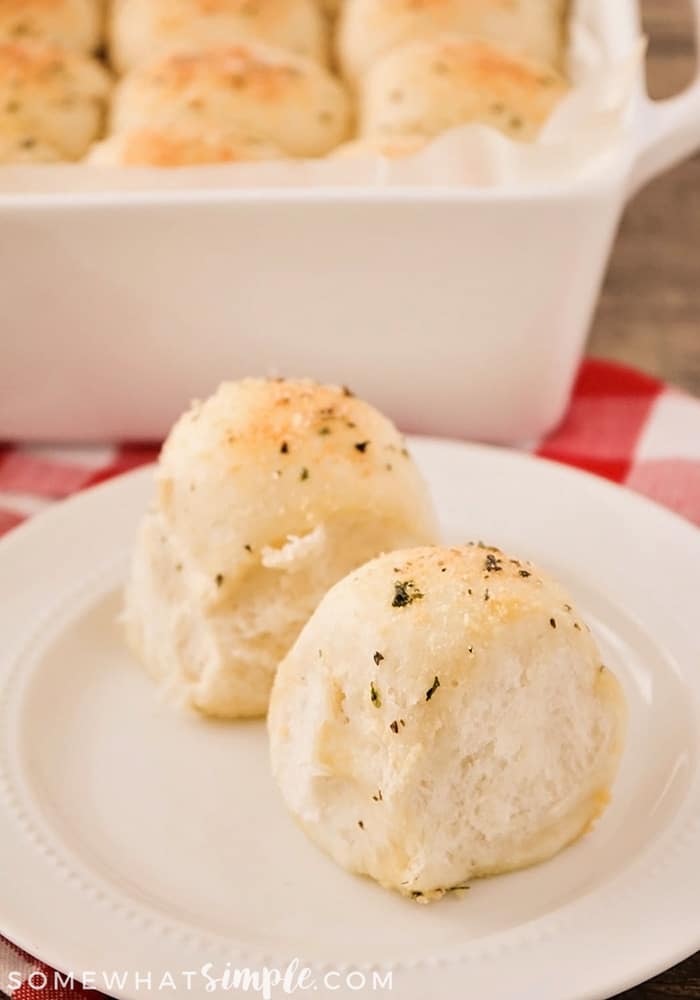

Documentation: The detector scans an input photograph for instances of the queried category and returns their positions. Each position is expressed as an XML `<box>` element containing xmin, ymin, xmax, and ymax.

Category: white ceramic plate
<box><xmin>1</xmin><ymin>439</ymin><xmax>700</xmax><ymax>1000</ymax></box>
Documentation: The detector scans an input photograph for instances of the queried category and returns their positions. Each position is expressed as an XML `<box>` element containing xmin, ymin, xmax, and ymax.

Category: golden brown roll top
<box><xmin>359</xmin><ymin>35</ymin><xmax>568</xmax><ymax>142</ymax></box>
<box><xmin>109</xmin><ymin>0</ymin><xmax>329</xmax><ymax>74</ymax></box>
<box><xmin>110</xmin><ymin>42</ymin><xmax>351</xmax><ymax>157</ymax></box>
<box><xmin>339</xmin><ymin>0</ymin><xmax>569</xmax><ymax>83</ymax></box>
<box><xmin>0</xmin><ymin>0</ymin><xmax>104</xmax><ymax>54</ymax></box>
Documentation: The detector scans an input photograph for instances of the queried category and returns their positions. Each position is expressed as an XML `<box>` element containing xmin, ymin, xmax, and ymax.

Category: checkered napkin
<box><xmin>1</xmin><ymin>357</ymin><xmax>699</xmax><ymax>998</ymax></box>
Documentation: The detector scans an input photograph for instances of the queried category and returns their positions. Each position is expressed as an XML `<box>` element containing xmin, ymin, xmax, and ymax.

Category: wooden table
<box><xmin>590</xmin><ymin>0</ymin><xmax>700</xmax><ymax>398</ymax></box>
<box><xmin>597</xmin><ymin>2</ymin><xmax>700</xmax><ymax>995</ymax></box>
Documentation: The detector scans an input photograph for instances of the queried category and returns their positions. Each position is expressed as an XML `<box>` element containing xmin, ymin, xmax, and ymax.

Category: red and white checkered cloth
<box><xmin>1</xmin><ymin>357</ymin><xmax>699</xmax><ymax>998</ymax></box>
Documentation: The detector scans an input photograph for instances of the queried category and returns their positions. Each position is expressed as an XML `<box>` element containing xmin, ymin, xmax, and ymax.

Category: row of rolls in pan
<box><xmin>0</xmin><ymin>0</ymin><xmax>570</xmax><ymax>166</ymax></box>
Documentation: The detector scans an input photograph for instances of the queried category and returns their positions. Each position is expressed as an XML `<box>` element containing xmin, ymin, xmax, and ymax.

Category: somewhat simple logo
<box><xmin>3</xmin><ymin>961</ymin><xmax>393</xmax><ymax>996</ymax></box>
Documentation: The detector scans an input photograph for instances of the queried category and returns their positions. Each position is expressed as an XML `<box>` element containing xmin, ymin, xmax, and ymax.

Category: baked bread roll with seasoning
<box><xmin>0</xmin><ymin>42</ymin><xmax>110</xmax><ymax>160</ymax></box>
<box><xmin>88</xmin><ymin>127</ymin><xmax>285</xmax><ymax>166</ymax></box>
<box><xmin>109</xmin><ymin>0</ymin><xmax>329</xmax><ymax>74</ymax></box>
<box><xmin>124</xmin><ymin>379</ymin><xmax>439</xmax><ymax>719</ymax></box>
<box><xmin>269</xmin><ymin>544</ymin><xmax>626</xmax><ymax>899</ymax></box>
<box><xmin>360</xmin><ymin>36</ymin><xmax>567</xmax><ymax>143</ymax></box>
<box><xmin>110</xmin><ymin>44</ymin><xmax>351</xmax><ymax>158</ymax></box>
<box><xmin>0</xmin><ymin>0</ymin><xmax>104</xmax><ymax>54</ymax></box>
<box><xmin>338</xmin><ymin>0</ymin><xmax>569</xmax><ymax>84</ymax></box>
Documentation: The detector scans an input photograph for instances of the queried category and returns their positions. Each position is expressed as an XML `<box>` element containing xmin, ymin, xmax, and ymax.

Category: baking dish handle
<box><xmin>627</xmin><ymin>0</ymin><xmax>700</xmax><ymax>197</ymax></box>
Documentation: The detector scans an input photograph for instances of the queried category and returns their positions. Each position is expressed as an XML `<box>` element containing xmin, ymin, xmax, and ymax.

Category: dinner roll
<box><xmin>339</xmin><ymin>0</ymin><xmax>569</xmax><ymax>83</ymax></box>
<box><xmin>0</xmin><ymin>42</ymin><xmax>110</xmax><ymax>159</ymax></box>
<box><xmin>360</xmin><ymin>36</ymin><xmax>568</xmax><ymax>142</ymax></box>
<box><xmin>269</xmin><ymin>544</ymin><xmax>626</xmax><ymax>898</ymax></box>
<box><xmin>0</xmin><ymin>0</ymin><xmax>104</xmax><ymax>53</ymax></box>
<box><xmin>124</xmin><ymin>379</ymin><xmax>439</xmax><ymax>719</ymax></box>
<box><xmin>111</xmin><ymin>43</ymin><xmax>351</xmax><ymax>157</ymax></box>
<box><xmin>109</xmin><ymin>0</ymin><xmax>329</xmax><ymax>74</ymax></box>
<box><xmin>88</xmin><ymin>127</ymin><xmax>285</xmax><ymax>165</ymax></box>
<box><xmin>332</xmin><ymin>133</ymin><xmax>427</xmax><ymax>158</ymax></box>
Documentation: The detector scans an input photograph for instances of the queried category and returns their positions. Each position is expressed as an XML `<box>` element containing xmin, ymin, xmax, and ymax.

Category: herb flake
<box><xmin>392</xmin><ymin>580</ymin><xmax>423</xmax><ymax>608</ymax></box>
<box><xmin>426</xmin><ymin>676</ymin><xmax>441</xmax><ymax>701</ymax></box>
<box><xmin>484</xmin><ymin>553</ymin><xmax>503</xmax><ymax>573</ymax></box>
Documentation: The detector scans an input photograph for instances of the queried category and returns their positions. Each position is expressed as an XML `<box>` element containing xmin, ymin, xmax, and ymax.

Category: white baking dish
<box><xmin>1</xmin><ymin>0</ymin><xmax>700</xmax><ymax>444</ymax></box>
